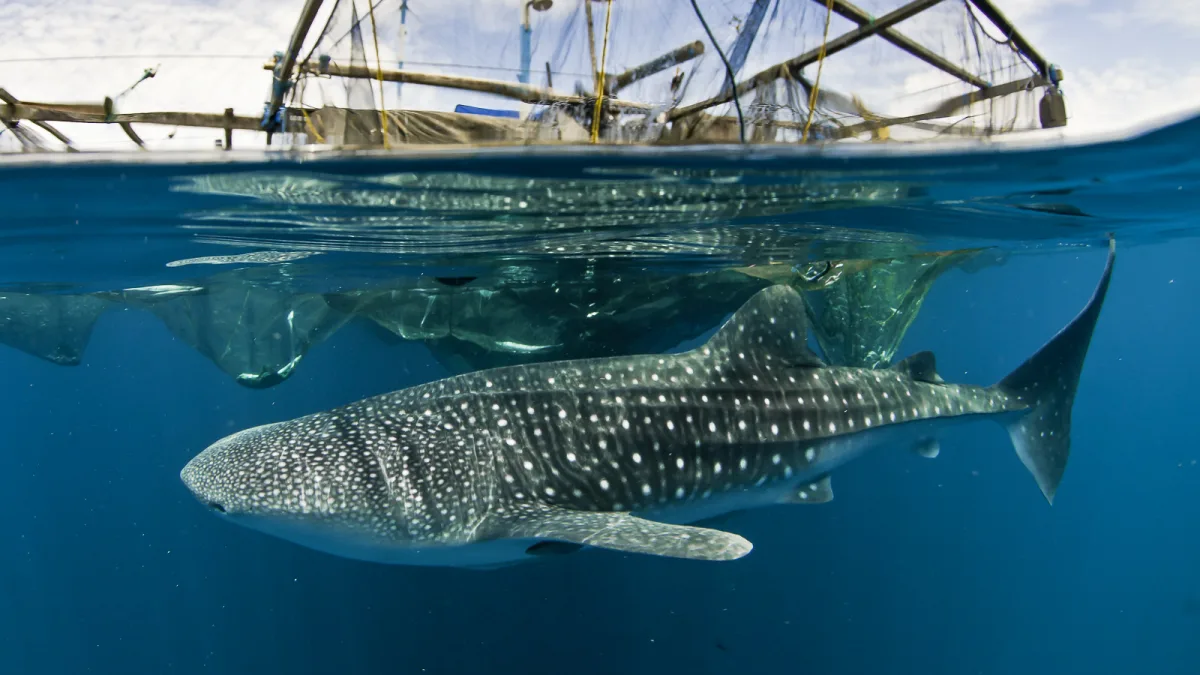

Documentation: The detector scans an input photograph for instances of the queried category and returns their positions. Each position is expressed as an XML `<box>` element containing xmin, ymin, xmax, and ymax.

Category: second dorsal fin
<box><xmin>697</xmin><ymin>285</ymin><xmax>825</xmax><ymax>368</ymax></box>
<box><xmin>890</xmin><ymin>351</ymin><xmax>943</xmax><ymax>383</ymax></box>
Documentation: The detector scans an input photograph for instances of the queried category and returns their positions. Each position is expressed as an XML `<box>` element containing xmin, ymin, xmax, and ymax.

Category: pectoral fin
<box><xmin>493</xmin><ymin>505</ymin><xmax>753</xmax><ymax>562</ymax></box>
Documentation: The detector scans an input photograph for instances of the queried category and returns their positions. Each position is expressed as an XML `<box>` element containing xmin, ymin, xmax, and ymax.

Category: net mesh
<box><xmin>281</xmin><ymin>0</ymin><xmax>1050</xmax><ymax>147</ymax></box>
<box><xmin>0</xmin><ymin>0</ymin><xmax>1058</xmax><ymax>152</ymax></box>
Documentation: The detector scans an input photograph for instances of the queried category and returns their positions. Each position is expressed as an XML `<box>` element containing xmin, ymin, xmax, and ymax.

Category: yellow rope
<box><xmin>802</xmin><ymin>0</ymin><xmax>835</xmax><ymax>143</ymax></box>
<box><xmin>300</xmin><ymin>108</ymin><xmax>325</xmax><ymax>144</ymax></box>
<box><xmin>367</xmin><ymin>0</ymin><xmax>391</xmax><ymax>149</ymax></box>
<box><xmin>851</xmin><ymin>94</ymin><xmax>890</xmax><ymax>141</ymax></box>
<box><xmin>589</xmin><ymin>0</ymin><xmax>613</xmax><ymax>144</ymax></box>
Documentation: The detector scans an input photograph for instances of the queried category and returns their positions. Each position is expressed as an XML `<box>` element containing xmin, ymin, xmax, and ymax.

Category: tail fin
<box><xmin>994</xmin><ymin>236</ymin><xmax>1116</xmax><ymax>504</ymax></box>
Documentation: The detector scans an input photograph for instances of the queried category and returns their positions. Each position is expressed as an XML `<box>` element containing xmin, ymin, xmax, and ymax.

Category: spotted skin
<box><xmin>181</xmin><ymin>239</ymin><xmax>1115</xmax><ymax>566</ymax></box>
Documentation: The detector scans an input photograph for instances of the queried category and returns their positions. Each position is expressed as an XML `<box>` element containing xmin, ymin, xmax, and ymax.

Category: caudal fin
<box><xmin>993</xmin><ymin>236</ymin><xmax>1115</xmax><ymax>504</ymax></box>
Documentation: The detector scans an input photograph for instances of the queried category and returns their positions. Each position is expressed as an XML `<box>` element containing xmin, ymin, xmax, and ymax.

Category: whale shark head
<box><xmin>180</xmin><ymin>417</ymin><xmax>420</xmax><ymax>560</ymax></box>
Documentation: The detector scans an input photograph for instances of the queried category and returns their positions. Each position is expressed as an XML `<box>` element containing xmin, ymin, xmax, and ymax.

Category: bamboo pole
<box><xmin>818</xmin><ymin>0</ymin><xmax>988</xmax><ymax>88</ymax></box>
<box><xmin>119</xmin><ymin>122</ymin><xmax>147</xmax><ymax>149</ymax></box>
<box><xmin>666</xmin><ymin>0</ymin><xmax>945</xmax><ymax>122</ymax></box>
<box><xmin>0</xmin><ymin>88</ymin><xmax>78</xmax><ymax>151</ymax></box>
<box><xmin>103</xmin><ymin>96</ymin><xmax>147</xmax><ymax>149</ymax></box>
<box><xmin>585</xmin><ymin>0</ymin><xmax>599</xmax><ymax>85</ymax></box>
<box><xmin>224</xmin><ymin>108</ymin><xmax>234</xmax><ymax>150</ymax></box>
<box><xmin>279</xmin><ymin>60</ymin><xmax>655</xmax><ymax>111</ymax></box>
<box><xmin>265</xmin><ymin>0</ymin><xmax>326</xmax><ymax>134</ymax></box>
<box><xmin>2</xmin><ymin>103</ymin><xmax>264</xmax><ymax>131</ymax></box>
<box><xmin>610</xmin><ymin>40</ymin><xmax>705</xmax><ymax>93</ymax></box>
<box><xmin>15</xmin><ymin>101</ymin><xmax>107</xmax><ymax>114</ymax></box>
<box><xmin>832</xmin><ymin>75</ymin><xmax>1045</xmax><ymax>138</ymax></box>
<box><xmin>966</xmin><ymin>0</ymin><xmax>1052</xmax><ymax>78</ymax></box>
<box><xmin>710</xmin><ymin>113</ymin><xmax>992</xmax><ymax>137</ymax></box>
<box><xmin>29</xmin><ymin>121</ymin><xmax>79</xmax><ymax>150</ymax></box>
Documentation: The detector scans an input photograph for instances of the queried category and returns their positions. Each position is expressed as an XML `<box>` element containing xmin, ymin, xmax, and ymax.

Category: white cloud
<box><xmin>987</xmin><ymin>0</ymin><xmax>1092</xmax><ymax>23</ymax></box>
<box><xmin>1063</xmin><ymin>58</ymin><xmax>1200</xmax><ymax>135</ymax></box>
<box><xmin>0</xmin><ymin>0</ymin><xmax>304</xmax><ymax>150</ymax></box>
<box><xmin>1092</xmin><ymin>0</ymin><xmax>1200</xmax><ymax>32</ymax></box>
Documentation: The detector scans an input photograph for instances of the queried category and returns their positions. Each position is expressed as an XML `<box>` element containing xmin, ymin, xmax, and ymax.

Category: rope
<box><xmin>0</xmin><ymin>54</ymin><xmax>265</xmax><ymax>64</ymax></box>
<box><xmin>690</xmin><ymin>0</ymin><xmax>744</xmax><ymax>143</ymax></box>
<box><xmin>589</xmin><ymin>0</ymin><xmax>613</xmax><ymax>144</ymax></box>
<box><xmin>366</xmin><ymin>0</ymin><xmax>391</xmax><ymax>149</ymax></box>
<box><xmin>105</xmin><ymin>64</ymin><xmax>160</xmax><ymax>121</ymax></box>
<box><xmin>802</xmin><ymin>0</ymin><xmax>834</xmax><ymax>143</ymax></box>
<box><xmin>850</xmin><ymin>94</ymin><xmax>889</xmax><ymax>141</ymax></box>
<box><xmin>300</xmin><ymin>108</ymin><xmax>326</xmax><ymax>144</ymax></box>
<box><xmin>117</xmin><ymin>65</ymin><xmax>159</xmax><ymax>99</ymax></box>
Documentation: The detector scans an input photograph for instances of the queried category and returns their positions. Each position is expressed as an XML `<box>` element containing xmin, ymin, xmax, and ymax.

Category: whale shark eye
<box><xmin>206</xmin><ymin>501</ymin><xmax>227</xmax><ymax>514</ymax></box>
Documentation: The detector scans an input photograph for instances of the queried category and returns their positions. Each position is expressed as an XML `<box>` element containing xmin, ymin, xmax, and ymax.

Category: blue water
<box><xmin>1</xmin><ymin>115</ymin><xmax>1198</xmax><ymax>675</ymax></box>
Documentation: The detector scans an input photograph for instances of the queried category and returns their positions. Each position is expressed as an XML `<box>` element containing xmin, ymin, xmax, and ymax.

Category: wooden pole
<box><xmin>585</xmin><ymin>0</ymin><xmax>599</xmax><ymax>86</ymax></box>
<box><xmin>29</xmin><ymin>120</ymin><xmax>79</xmax><ymax>150</ymax></box>
<box><xmin>118</xmin><ymin>122</ymin><xmax>147</xmax><ymax>149</ymax></box>
<box><xmin>265</xmin><ymin>0</ymin><xmax>326</xmax><ymax>134</ymax></box>
<box><xmin>610</xmin><ymin>40</ymin><xmax>705</xmax><ymax>93</ymax></box>
<box><xmin>819</xmin><ymin>0</ymin><xmax>988</xmax><ymax>88</ymax></box>
<box><xmin>13</xmin><ymin>101</ymin><xmax>107</xmax><ymax>114</ymax></box>
<box><xmin>2</xmin><ymin>103</ymin><xmax>264</xmax><ymax>131</ymax></box>
<box><xmin>966</xmin><ymin>0</ymin><xmax>1052</xmax><ymax>78</ymax></box>
<box><xmin>224</xmin><ymin>108</ymin><xmax>234</xmax><ymax>150</ymax></box>
<box><xmin>832</xmin><ymin>75</ymin><xmax>1045</xmax><ymax>138</ymax></box>
<box><xmin>0</xmin><ymin>89</ymin><xmax>78</xmax><ymax>151</ymax></box>
<box><xmin>708</xmin><ymin>113</ymin><xmax>991</xmax><ymax>137</ymax></box>
<box><xmin>280</xmin><ymin>59</ymin><xmax>654</xmax><ymax>111</ymax></box>
<box><xmin>104</xmin><ymin>95</ymin><xmax>148</xmax><ymax>149</ymax></box>
<box><xmin>666</xmin><ymin>0</ymin><xmax>945</xmax><ymax>122</ymax></box>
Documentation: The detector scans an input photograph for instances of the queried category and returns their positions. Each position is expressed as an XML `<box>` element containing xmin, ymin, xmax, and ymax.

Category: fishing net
<box><xmin>0</xmin><ymin>0</ymin><xmax>1061</xmax><ymax>151</ymax></box>
<box><xmin>283</xmin><ymin>0</ymin><xmax>1058</xmax><ymax>147</ymax></box>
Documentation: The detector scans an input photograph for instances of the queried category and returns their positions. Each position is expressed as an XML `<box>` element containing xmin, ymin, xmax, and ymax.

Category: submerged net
<box><xmin>282</xmin><ymin>0</ymin><xmax>1058</xmax><ymax>147</ymax></box>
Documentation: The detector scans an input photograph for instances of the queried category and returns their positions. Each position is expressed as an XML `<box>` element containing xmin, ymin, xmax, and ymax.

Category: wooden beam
<box><xmin>1</xmin><ymin>89</ymin><xmax>80</xmax><ymax>151</ymax></box>
<box><xmin>610</xmin><ymin>40</ymin><xmax>705</xmax><ymax>93</ymax></box>
<box><xmin>818</xmin><ymin>0</ymin><xmax>989</xmax><ymax>88</ymax></box>
<box><xmin>832</xmin><ymin>75</ymin><xmax>1045</xmax><ymax>138</ymax></box>
<box><xmin>281</xmin><ymin>60</ymin><xmax>654</xmax><ymax>111</ymax></box>
<box><xmin>666</xmin><ymin>0</ymin><xmax>945</xmax><ymax>122</ymax></box>
<box><xmin>18</xmin><ymin>101</ymin><xmax>107</xmax><ymax>114</ymax></box>
<box><xmin>224</xmin><ymin>108</ymin><xmax>234</xmax><ymax>150</ymax></box>
<box><xmin>2</xmin><ymin>103</ymin><xmax>264</xmax><ymax>131</ymax></box>
<box><xmin>265</xmin><ymin>0</ymin><xmax>326</xmax><ymax>130</ymax></box>
<box><xmin>966</xmin><ymin>0</ymin><xmax>1052</xmax><ymax>79</ymax></box>
<box><xmin>118</xmin><ymin>122</ymin><xmax>147</xmax><ymax>149</ymax></box>
<box><xmin>711</xmin><ymin>113</ymin><xmax>994</xmax><ymax>137</ymax></box>
<box><xmin>29</xmin><ymin>120</ymin><xmax>80</xmax><ymax>151</ymax></box>
<box><xmin>585</xmin><ymin>0</ymin><xmax>599</xmax><ymax>85</ymax></box>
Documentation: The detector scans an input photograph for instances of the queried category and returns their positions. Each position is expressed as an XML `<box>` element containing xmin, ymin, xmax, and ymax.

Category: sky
<box><xmin>0</xmin><ymin>0</ymin><xmax>1197</xmax><ymax>151</ymax></box>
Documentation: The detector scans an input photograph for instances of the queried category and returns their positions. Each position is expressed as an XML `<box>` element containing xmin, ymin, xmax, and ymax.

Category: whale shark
<box><xmin>181</xmin><ymin>238</ymin><xmax>1115</xmax><ymax>567</ymax></box>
